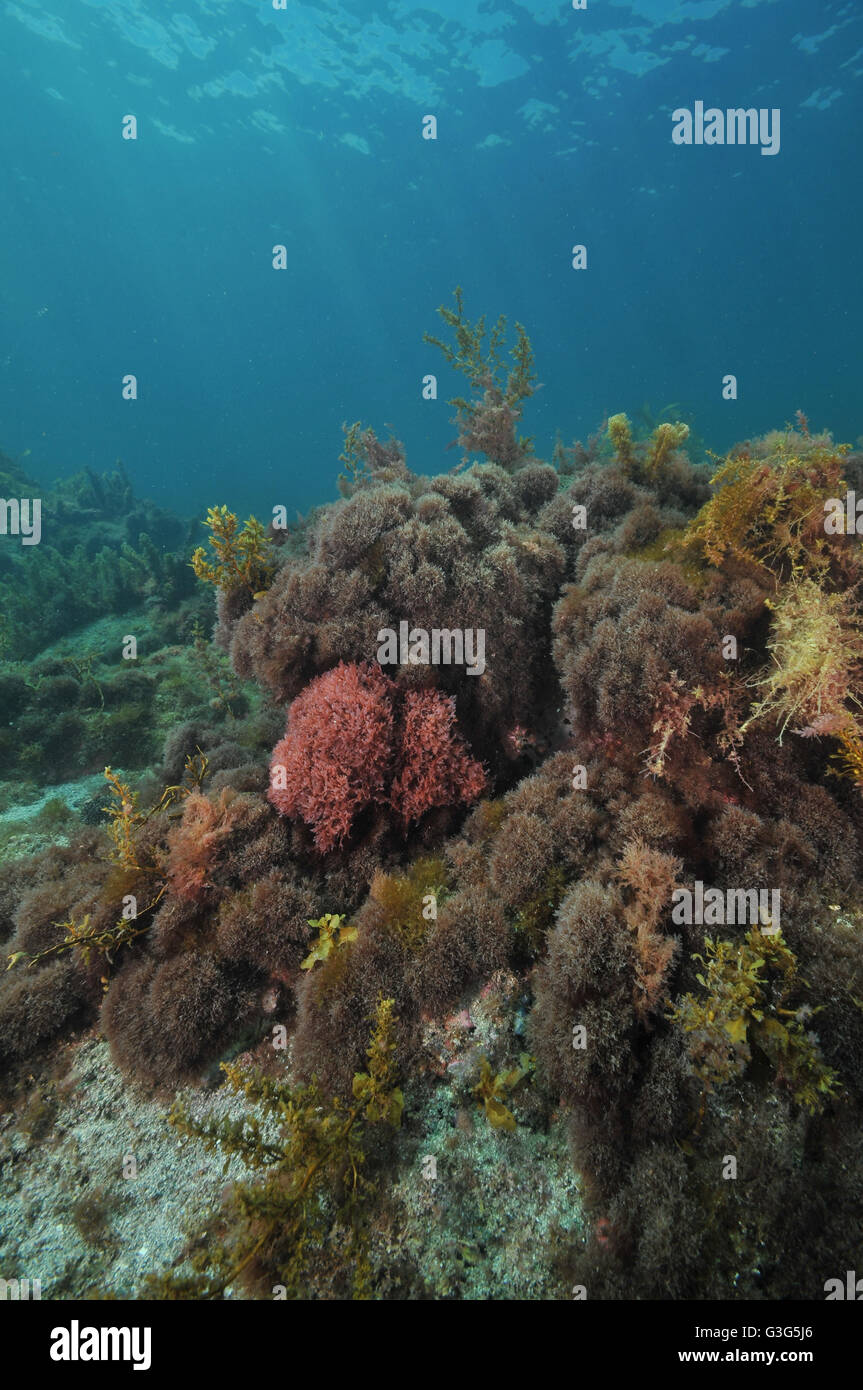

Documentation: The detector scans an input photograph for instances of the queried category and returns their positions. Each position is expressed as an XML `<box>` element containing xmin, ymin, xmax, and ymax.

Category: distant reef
<box><xmin>0</xmin><ymin>451</ymin><xmax>195</xmax><ymax>660</ymax></box>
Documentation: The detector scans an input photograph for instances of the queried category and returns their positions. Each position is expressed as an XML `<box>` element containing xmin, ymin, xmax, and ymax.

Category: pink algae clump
<box><xmin>268</xmin><ymin>662</ymin><xmax>396</xmax><ymax>853</ymax></box>
<box><xmin>268</xmin><ymin>661</ymin><xmax>485</xmax><ymax>852</ymax></box>
<box><xmin>391</xmin><ymin>688</ymin><xmax>487</xmax><ymax>830</ymax></box>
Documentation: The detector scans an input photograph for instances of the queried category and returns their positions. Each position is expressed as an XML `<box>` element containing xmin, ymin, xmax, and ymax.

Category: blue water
<box><xmin>1</xmin><ymin>0</ymin><xmax>860</xmax><ymax>520</ymax></box>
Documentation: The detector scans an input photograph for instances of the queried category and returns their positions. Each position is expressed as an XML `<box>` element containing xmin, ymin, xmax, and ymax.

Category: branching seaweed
<box><xmin>669</xmin><ymin>927</ymin><xmax>840</xmax><ymax>1117</ymax></box>
<box><xmin>741</xmin><ymin>577</ymin><xmax>863</xmax><ymax>744</ymax></box>
<box><xmin>144</xmin><ymin>999</ymin><xmax>404</xmax><ymax>1300</ymax></box>
<box><xmin>191</xmin><ymin>506</ymin><xmax>276</xmax><ymax>596</ymax></box>
<box><xmin>424</xmin><ymin>287</ymin><xmax>537</xmax><ymax>469</ymax></box>
<box><xmin>683</xmin><ymin>432</ymin><xmax>851</xmax><ymax>582</ymax></box>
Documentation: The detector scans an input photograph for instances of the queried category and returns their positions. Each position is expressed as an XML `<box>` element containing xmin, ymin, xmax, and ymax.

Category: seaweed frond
<box><xmin>669</xmin><ymin>927</ymin><xmax>840</xmax><ymax>1117</ymax></box>
<box><xmin>424</xmin><ymin>287</ymin><xmax>537</xmax><ymax>469</ymax></box>
<box><xmin>607</xmin><ymin>413</ymin><xmax>638</xmax><ymax>475</ymax></box>
<box><xmin>607</xmin><ymin>412</ymin><xmax>690</xmax><ymax>482</ymax></box>
<box><xmin>683</xmin><ymin>432</ymin><xmax>850</xmax><ymax>581</ymax></box>
<box><xmin>103</xmin><ymin>767</ymin><xmax>144</xmax><ymax>869</ymax></box>
<box><xmin>144</xmin><ymin>999</ymin><xmax>404</xmax><ymax>1300</ymax></box>
<box><xmin>191</xmin><ymin>505</ymin><xmax>275</xmax><ymax>595</ymax></box>
<box><xmin>741</xmin><ymin>577</ymin><xmax>863</xmax><ymax>744</ymax></box>
<box><xmin>6</xmin><ymin>895</ymin><xmax>163</xmax><ymax>976</ymax></box>
<box><xmin>301</xmin><ymin>913</ymin><xmax>358</xmax><ymax>971</ymax></box>
<box><xmin>6</xmin><ymin>756</ymin><xmax>211</xmax><ymax>975</ymax></box>
<box><xmin>424</xmin><ymin>286</ymin><xmax>535</xmax><ymax>405</ymax></box>
<box><xmin>472</xmin><ymin>1053</ymin><xmax>533</xmax><ymax>1131</ymax></box>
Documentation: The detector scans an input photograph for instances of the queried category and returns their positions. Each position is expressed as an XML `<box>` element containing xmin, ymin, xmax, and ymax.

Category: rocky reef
<box><xmin>1</xmin><ymin>297</ymin><xmax>862</xmax><ymax>1300</ymax></box>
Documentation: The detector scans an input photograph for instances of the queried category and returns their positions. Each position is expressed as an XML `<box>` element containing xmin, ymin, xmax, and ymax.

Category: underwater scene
<box><xmin>1</xmin><ymin>0</ymin><xmax>863</xmax><ymax>1320</ymax></box>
